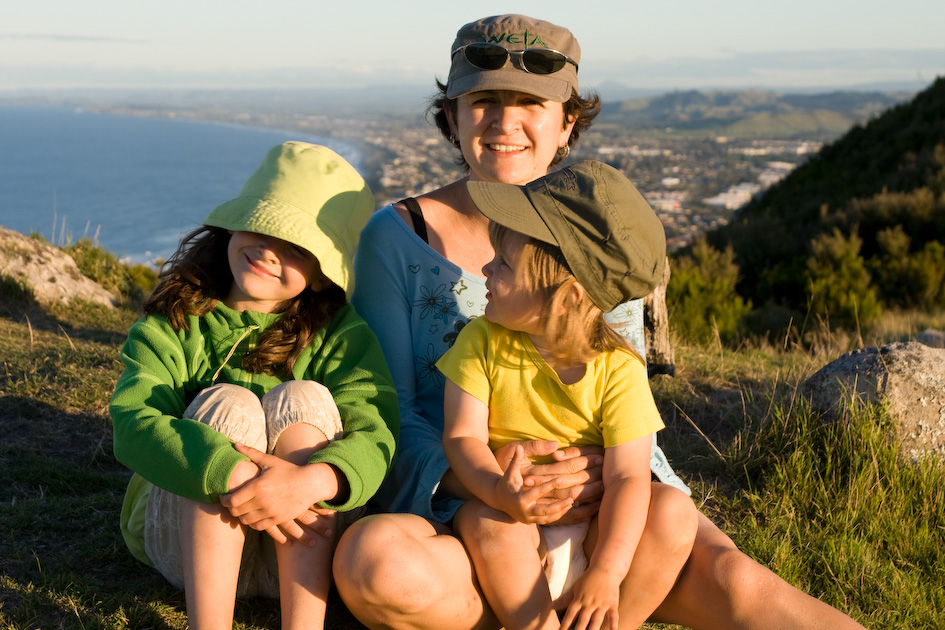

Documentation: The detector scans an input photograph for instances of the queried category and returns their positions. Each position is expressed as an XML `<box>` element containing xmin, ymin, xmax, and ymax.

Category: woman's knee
<box><xmin>688</xmin><ymin>516</ymin><xmax>783</xmax><ymax>614</ymax></box>
<box><xmin>648</xmin><ymin>482</ymin><xmax>699</xmax><ymax>553</ymax></box>
<box><xmin>333</xmin><ymin>514</ymin><xmax>444</xmax><ymax>616</ymax></box>
<box><xmin>713</xmin><ymin>543</ymin><xmax>781</xmax><ymax>603</ymax></box>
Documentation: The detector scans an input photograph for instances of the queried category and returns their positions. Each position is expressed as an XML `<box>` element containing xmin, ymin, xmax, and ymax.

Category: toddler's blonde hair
<box><xmin>489</xmin><ymin>222</ymin><xmax>638</xmax><ymax>366</ymax></box>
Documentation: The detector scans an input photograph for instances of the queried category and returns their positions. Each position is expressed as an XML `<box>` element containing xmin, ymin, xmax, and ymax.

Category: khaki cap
<box><xmin>446</xmin><ymin>14</ymin><xmax>580</xmax><ymax>102</ymax></box>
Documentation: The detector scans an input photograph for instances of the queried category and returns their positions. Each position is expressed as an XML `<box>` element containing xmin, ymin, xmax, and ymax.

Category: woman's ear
<box><xmin>444</xmin><ymin>106</ymin><xmax>458</xmax><ymax>139</ymax></box>
<box><xmin>559</xmin><ymin>115</ymin><xmax>577</xmax><ymax>149</ymax></box>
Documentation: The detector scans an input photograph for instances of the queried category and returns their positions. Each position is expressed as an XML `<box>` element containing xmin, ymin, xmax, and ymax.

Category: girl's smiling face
<box><xmin>224</xmin><ymin>231</ymin><xmax>329</xmax><ymax>313</ymax></box>
<box><xmin>451</xmin><ymin>90</ymin><xmax>576</xmax><ymax>186</ymax></box>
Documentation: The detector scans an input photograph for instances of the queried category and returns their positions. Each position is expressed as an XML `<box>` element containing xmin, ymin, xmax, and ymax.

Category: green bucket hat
<box><xmin>467</xmin><ymin>161</ymin><xmax>666</xmax><ymax>311</ymax></box>
<box><xmin>203</xmin><ymin>142</ymin><xmax>375</xmax><ymax>298</ymax></box>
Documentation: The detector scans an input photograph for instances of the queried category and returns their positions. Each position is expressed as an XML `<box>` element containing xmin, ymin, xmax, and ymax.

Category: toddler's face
<box><xmin>224</xmin><ymin>231</ymin><xmax>328</xmax><ymax>313</ymax></box>
<box><xmin>481</xmin><ymin>231</ymin><xmax>543</xmax><ymax>335</ymax></box>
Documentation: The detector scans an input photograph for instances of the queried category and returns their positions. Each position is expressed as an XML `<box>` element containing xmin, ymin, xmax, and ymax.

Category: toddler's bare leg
<box><xmin>455</xmin><ymin>499</ymin><xmax>559</xmax><ymax>630</ymax></box>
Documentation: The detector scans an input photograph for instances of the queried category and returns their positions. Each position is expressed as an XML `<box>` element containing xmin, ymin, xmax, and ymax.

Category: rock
<box><xmin>916</xmin><ymin>328</ymin><xmax>945</xmax><ymax>348</ymax></box>
<box><xmin>0</xmin><ymin>227</ymin><xmax>116</xmax><ymax>308</ymax></box>
<box><xmin>802</xmin><ymin>341</ymin><xmax>945</xmax><ymax>461</ymax></box>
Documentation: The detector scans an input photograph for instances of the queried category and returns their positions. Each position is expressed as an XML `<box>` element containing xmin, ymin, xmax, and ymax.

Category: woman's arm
<box><xmin>351</xmin><ymin>212</ymin><xmax>457</xmax><ymax>519</ymax></box>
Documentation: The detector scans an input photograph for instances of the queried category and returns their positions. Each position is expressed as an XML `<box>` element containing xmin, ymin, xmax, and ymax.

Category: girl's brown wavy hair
<box><xmin>144</xmin><ymin>226</ymin><xmax>345</xmax><ymax>377</ymax></box>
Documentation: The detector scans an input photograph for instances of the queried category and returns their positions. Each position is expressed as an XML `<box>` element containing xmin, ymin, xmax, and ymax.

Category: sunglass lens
<box><xmin>464</xmin><ymin>44</ymin><xmax>508</xmax><ymax>70</ymax></box>
<box><xmin>521</xmin><ymin>50</ymin><xmax>567</xmax><ymax>74</ymax></box>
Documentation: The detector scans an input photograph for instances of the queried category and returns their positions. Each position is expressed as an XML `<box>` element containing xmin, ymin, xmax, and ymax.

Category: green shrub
<box><xmin>806</xmin><ymin>228</ymin><xmax>881</xmax><ymax>329</ymax></box>
<box><xmin>869</xmin><ymin>226</ymin><xmax>945</xmax><ymax>309</ymax></box>
<box><xmin>63</xmin><ymin>238</ymin><xmax>158</xmax><ymax>306</ymax></box>
<box><xmin>667</xmin><ymin>238</ymin><xmax>752</xmax><ymax>344</ymax></box>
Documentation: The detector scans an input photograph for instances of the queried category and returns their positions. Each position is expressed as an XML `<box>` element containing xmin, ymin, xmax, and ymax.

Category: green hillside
<box><xmin>689</xmin><ymin>76</ymin><xmax>945</xmax><ymax>332</ymax></box>
<box><xmin>598</xmin><ymin>88</ymin><xmax>908</xmax><ymax>139</ymax></box>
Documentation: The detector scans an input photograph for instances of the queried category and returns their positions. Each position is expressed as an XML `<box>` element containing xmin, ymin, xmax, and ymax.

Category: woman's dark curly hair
<box><xmin>144</xmin><ymin>226</ymin><xmax>345</xmax><ymax>377</ymax></box>
<box><xmin>427</xmin><ymin>79</ymin><xmax>601</xmax><ymax>171</ymax></box>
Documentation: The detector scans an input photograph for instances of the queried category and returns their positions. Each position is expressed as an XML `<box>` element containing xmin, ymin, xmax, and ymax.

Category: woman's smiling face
<box><xmin>451</xmin><ymin>90</ymin><xmax>576</xmax><ymax>186</ymax></box>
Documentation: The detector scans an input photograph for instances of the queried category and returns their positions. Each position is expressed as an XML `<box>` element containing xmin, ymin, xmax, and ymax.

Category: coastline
<box><xmin>0</xmin><ymin>103</ymin><xmax>391</xmax><ymax>265</ymax></box>
<box><xmin>62</xmin><ymin>102</ymin><xmax>384</xmax><ymax>192</ymax></box>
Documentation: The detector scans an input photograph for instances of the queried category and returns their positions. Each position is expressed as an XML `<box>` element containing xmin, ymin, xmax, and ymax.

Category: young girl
<box><xmin>111</xmin><ymin>141</ymin><xmax>398</xmax><ymax>630</ymax></box>
<box><xmin>438</xmin><ymin>160</ymin><xmax>699</xmax><ymax>630</ymax></box>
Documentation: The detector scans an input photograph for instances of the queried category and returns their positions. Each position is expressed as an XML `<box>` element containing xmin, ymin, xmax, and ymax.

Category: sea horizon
<box><xmin>0</xmin><ymin>104</ymin><xmax>364</xmax><ymax>265</ymax></box>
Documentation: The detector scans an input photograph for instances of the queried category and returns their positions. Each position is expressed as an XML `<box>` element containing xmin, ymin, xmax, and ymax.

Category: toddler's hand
<box><xmin>559</xmin><ymin>568</ymin><xmax>620</xmax><ymax>630</ymax></box>
<box><xmin>495</xmin><ymin>445</ymin><xmax>572</xmax><ymax>524</ymax></box>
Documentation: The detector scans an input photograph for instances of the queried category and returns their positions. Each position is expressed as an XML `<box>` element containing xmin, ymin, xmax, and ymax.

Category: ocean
<box><xmin>0</xmin><ymin>104</ymin><xmax>362</xmax><ymax>265</ymax></box>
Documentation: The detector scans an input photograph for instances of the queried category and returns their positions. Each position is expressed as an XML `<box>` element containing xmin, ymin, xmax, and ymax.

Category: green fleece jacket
<box><xmin>111</xmin><ymin>301</ymin><xmax>399</xmax><ymax>512</ymax></box>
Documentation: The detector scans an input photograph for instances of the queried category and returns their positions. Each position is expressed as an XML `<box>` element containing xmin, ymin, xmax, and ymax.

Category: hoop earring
<box><xmin>557</xmin><ymin>145</ymin><xmax>570</xmax><ymax>159</ymax></box>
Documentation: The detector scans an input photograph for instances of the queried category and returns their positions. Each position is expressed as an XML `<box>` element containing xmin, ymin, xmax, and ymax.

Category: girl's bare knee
<box><xmin>271</xmin><ymin>422</ymin><xmax>329</xmax><ymax>464</ymax></box>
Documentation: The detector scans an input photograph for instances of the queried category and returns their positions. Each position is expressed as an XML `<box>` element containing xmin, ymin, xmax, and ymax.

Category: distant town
<box><xmin>84</xmin><ymin>102</ymin><xmax>826</xmax><ymax>253</ymax></box>
<box><xmin>310</xmin><ymin>110</ymin><xmax>821</xmax><ymax>253</ymax></box>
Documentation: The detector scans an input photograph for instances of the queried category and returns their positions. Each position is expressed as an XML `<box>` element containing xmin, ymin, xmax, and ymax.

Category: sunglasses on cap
<box><xmin>452</xmin><ymin>42</ymin><xmax>579</xmax><ymax>75</ymax></box>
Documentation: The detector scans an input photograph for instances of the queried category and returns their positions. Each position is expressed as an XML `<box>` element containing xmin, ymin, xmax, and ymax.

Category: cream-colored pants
<box><xmin>144</xmin><ymin>381</ymin><xmax>344</xmax><ymax>598</ymax></box>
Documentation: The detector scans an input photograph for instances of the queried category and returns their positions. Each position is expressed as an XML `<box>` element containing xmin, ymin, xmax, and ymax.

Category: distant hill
<box><xmin>701</xmin><ymin>76</ymin><xmax>945</xmax><ymax>309</ymax></box>
<box><xmin>597</xmin><ymin>88</ymin><xmax>911</xmax><ymax>140</ymax></box>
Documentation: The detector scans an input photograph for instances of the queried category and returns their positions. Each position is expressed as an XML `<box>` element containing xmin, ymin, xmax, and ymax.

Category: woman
<box><xmin>335</xmin><ymin>14</ymin><xmax>867</xmax><ymax>630</ymax></box>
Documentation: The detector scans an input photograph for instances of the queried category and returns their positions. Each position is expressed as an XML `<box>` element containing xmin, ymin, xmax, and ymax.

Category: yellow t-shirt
<box><xmin>436</xmin><ymin>317</ymin><xmax>663</xmax><ymax>460</ymax></box>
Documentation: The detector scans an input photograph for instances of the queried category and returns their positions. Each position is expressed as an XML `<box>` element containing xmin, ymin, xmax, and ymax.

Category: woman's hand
<box><xmin>220</xmin><ymin>443</ymin><xmax>336</xmax><ymax>546</ymax></box>
<box><xmin>493</xmin><ymin>441</ymin><xmax>605</xmax><ymax>524</ymax></box>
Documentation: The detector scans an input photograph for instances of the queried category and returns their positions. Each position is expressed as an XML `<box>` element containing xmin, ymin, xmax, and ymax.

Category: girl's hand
<box><xmin>287</xmin><ymin>504</ymin><xmax>337</xmax><ymax>545</ymax></box>
<box><xmin>494</xmin><ymin>441</ymin><xmax>605</xmax><ymax>524</ymax></box>
<box><xmin>494</xmin><ymin>445</ymin><xmax>573</xmax><ymax>524</ymax></box>
<box><xmin>220</xmin><ymin>443</ymin><xmax>335</xmax><ymax>545</ymax></box>
<box><xmin>558</xmin><ymin>568</ymin><xmax>620</xmax><ymax>630</ymax></box>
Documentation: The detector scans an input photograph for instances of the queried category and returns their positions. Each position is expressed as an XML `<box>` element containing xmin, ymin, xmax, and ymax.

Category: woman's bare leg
<box><xmin>649</xmin><ymin>513</ymin><xmax>868</xmax><ymax>630</ymax></box>
<box><xmin>333</xmin><ymin>512</ymin><xmax>500</xmax><ymax>630</ymax></box>
<box><xmin>584</xmin><ymin>482</ymin><xmax>697</xmax><ymax>629</ymax></box>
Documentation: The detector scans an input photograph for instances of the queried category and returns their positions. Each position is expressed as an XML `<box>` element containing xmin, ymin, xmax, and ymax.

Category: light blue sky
<box><xmin>3</xmin><ymin>0</ymin><xmax>945</xmax><ymax>92</ymax></box>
